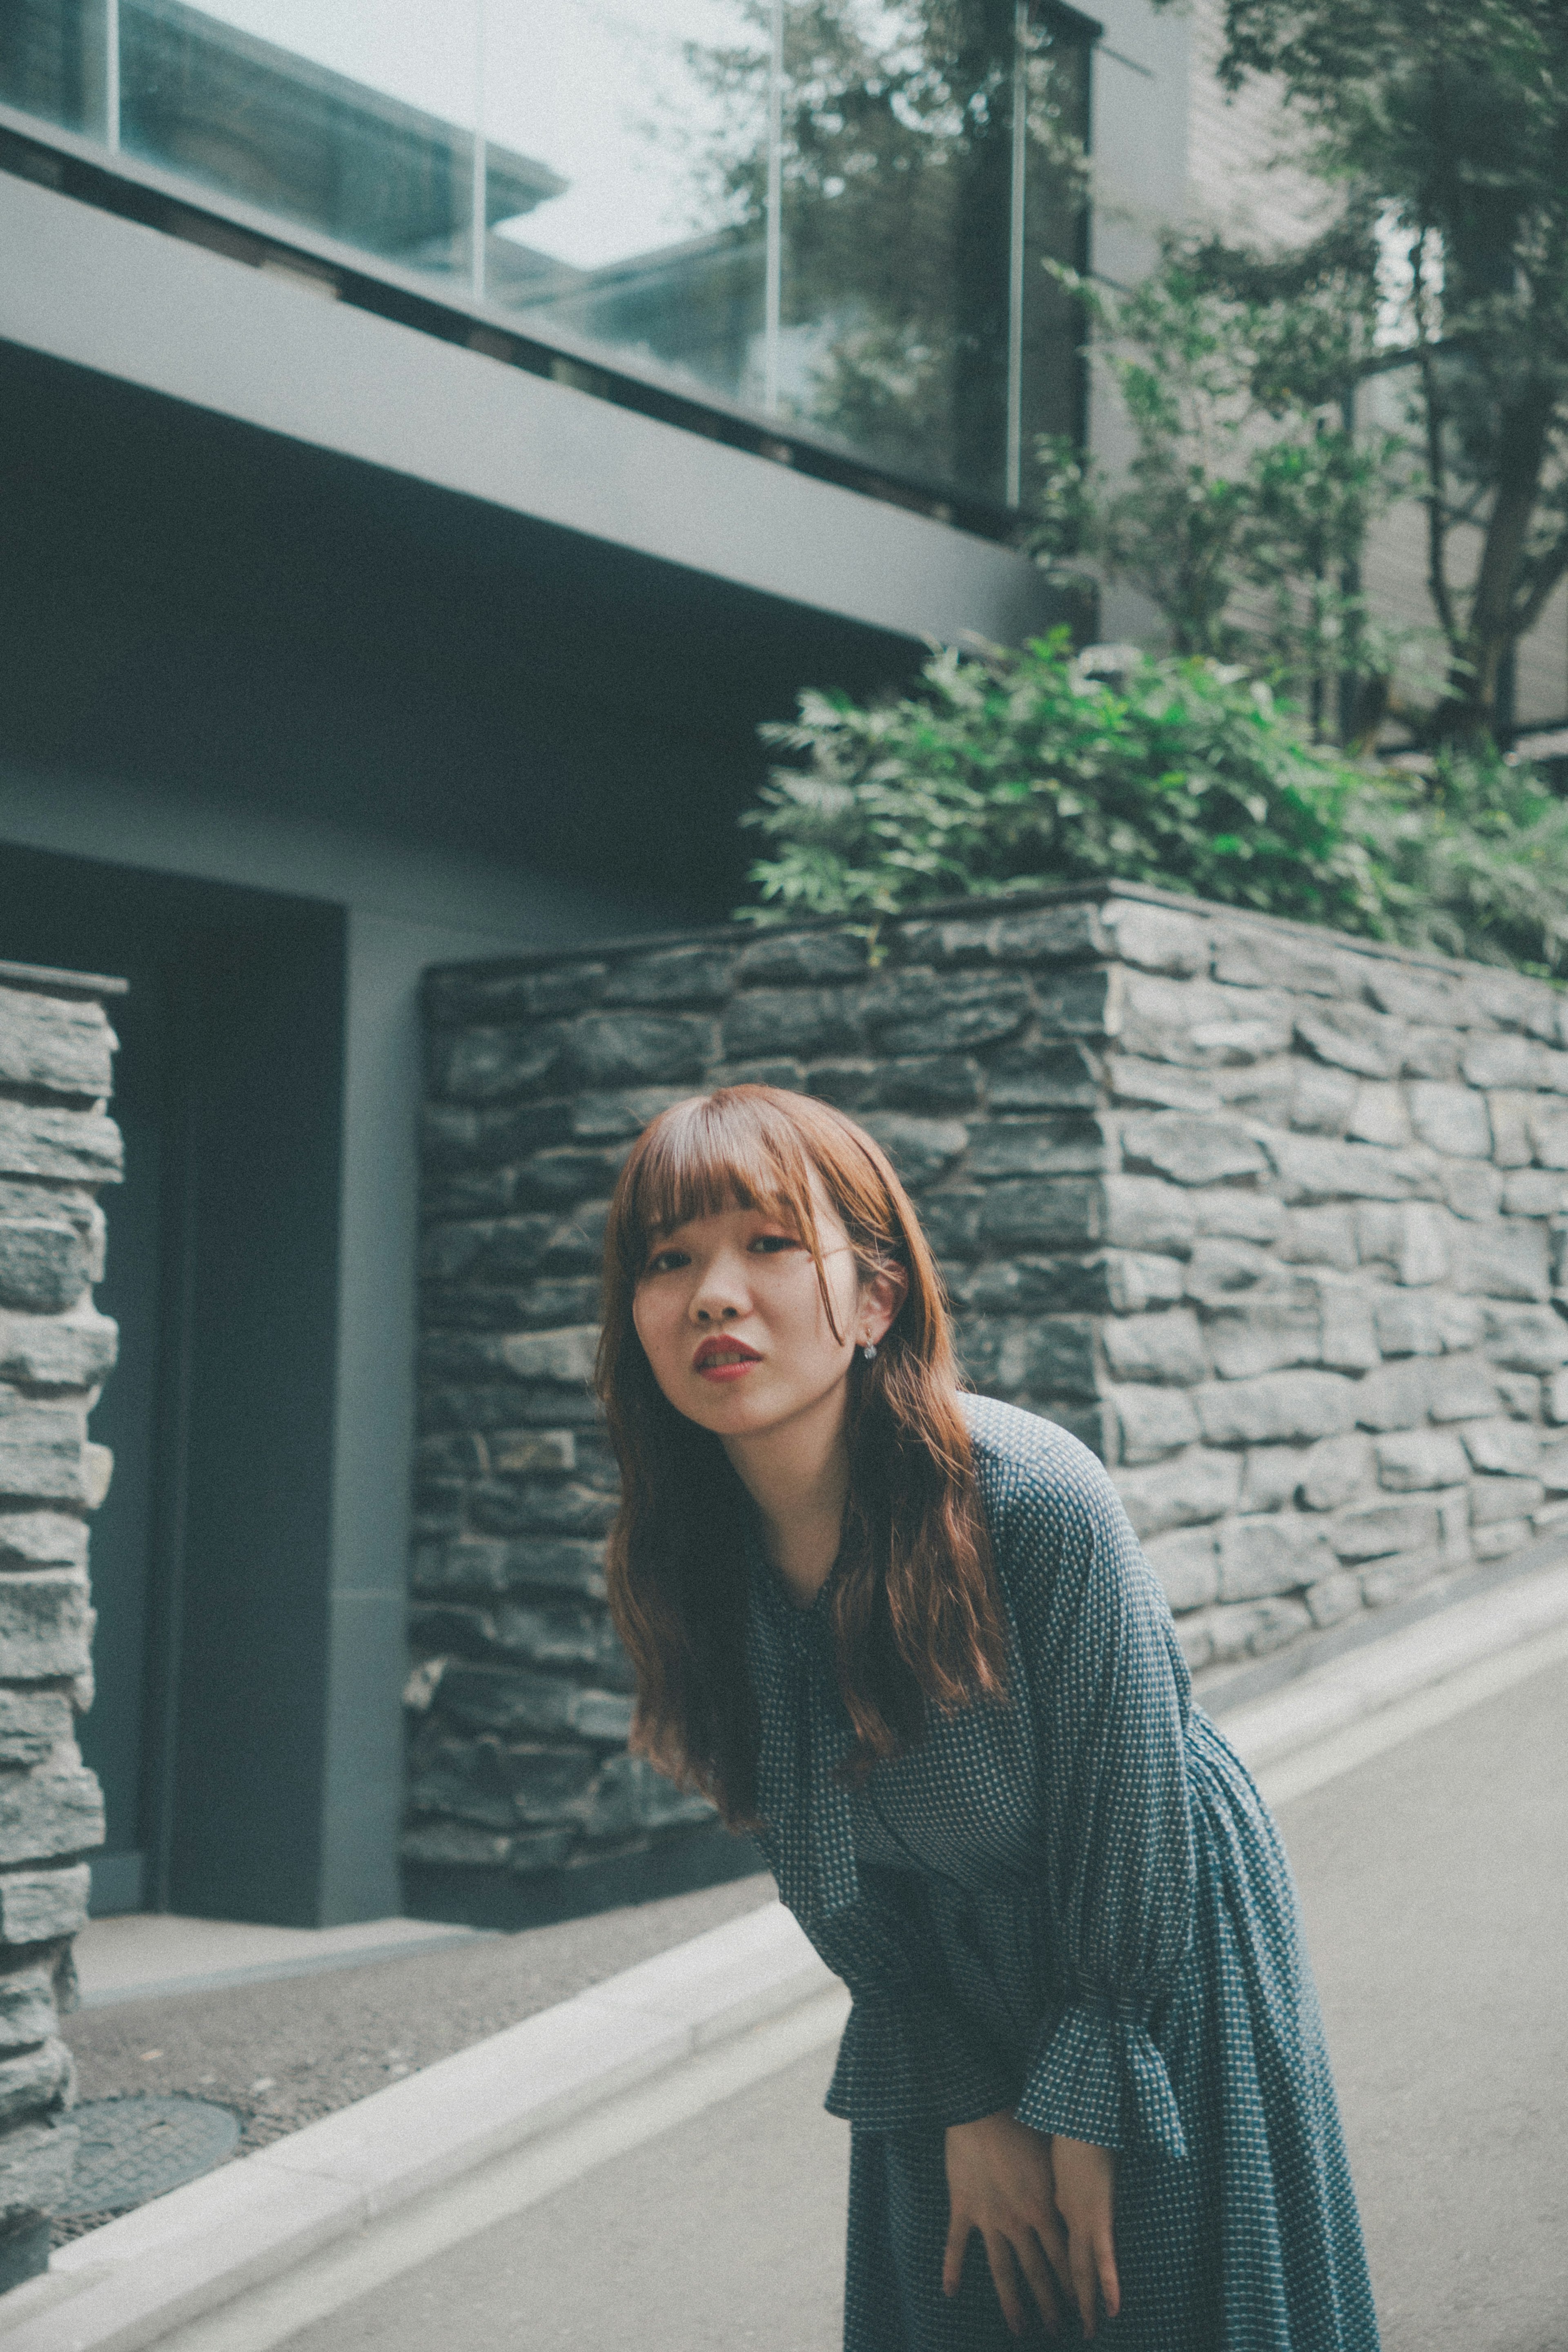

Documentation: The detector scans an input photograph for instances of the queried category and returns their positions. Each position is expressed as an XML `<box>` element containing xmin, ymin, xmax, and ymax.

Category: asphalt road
<box><xmin>250</xmin><ymin>1657</ymin><xmax>1568</xmax><ymax>2352</ymax></box>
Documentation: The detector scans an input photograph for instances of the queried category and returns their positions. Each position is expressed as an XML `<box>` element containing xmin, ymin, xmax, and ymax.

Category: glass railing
<box><xmin>1</xmin><ymin>0</ymin><xmax>1091</xmax><ymax>512</ymax></box>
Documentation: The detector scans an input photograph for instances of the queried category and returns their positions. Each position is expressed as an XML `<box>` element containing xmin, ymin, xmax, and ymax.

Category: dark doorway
<box><xmin>0</xmin><ymin>841</ymin><xmax>345</xmax><ymax>1919</ymax></box>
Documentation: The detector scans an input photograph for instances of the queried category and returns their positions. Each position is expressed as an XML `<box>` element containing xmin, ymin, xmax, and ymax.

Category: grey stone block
<box><xmin>1101</xmin><ymin>901</ymin><xmax>1211</xmax><ymax>975</ymax></box>
<box><xmin>0</xmin><ymin>1865</ymin><xmax>90</xmax><ymax>1948</ymax></box>
<box><xmin>989</xmin><ymin>905</ymin><xmax>1109</xmax><ymax>964</ymax></box>
<box><xmin>1218</xmin><ymin>1513</ymin><xmax>1337</xmax><ymax>1601</ymax></box>
<box><xmin>570</xmin><ymin>1010</ymin><xmax>719</xmax><ymax>1086</ymax></box>
<box><xmin>1269</xmin><ymin>1132</ymin><xmax>1446</xmax><ymax>1206</ymax></box>
<box><xmin>0</xmin><ymin>1692</ymin><xmax>73</xmax><ymax>1770</ymax></box>
<box><xmin>1305</xmin><ymin>1572</ymin><xmax>1362</xmax><ymax>1627</ymax></box>
<box><xmin>1109</xmin><ymin>1385</ymin><xmax>1202</xmax><ymax>1463</ymax></box>
<box><xmin>1241</xmin><ymin>1445</ymin><xmax>1313</xmax><ymax>1511</ymax></box>
<box><xmin>1317</xmin><ymin>1279</ymin><xmax>1381</xmax><ymax>1372</ymax></box>
<box><xmin>469</xmin><ymin>1481</ymin><xmax>619</xmax><ymax>1540</ymax></box>
<box><xmin>1290</xmin><ymin>1063</ymin><xmax>1358</xmax><ymax>1134</ymax></box>
<box><xmin>1460</xmin><ymin>1033</ymin><xmax>1541</xmax><ymax>1089</ymax></box>
<box><xmin>1472</xmin><ymin>1517</ymin><xmax>1534</xmax><ymax>1560</ymax></box>
<box><xmin>1345</xmin><ymin>1083</ymin><xmax>1411</xmax><ymax>1147</ymax></box>
<box><xmin>1200</xmin><ymin>1595</ymin><xmax>1314</xmax><ymax>1663</ymax></box>
<box><xmin>1099</xmin><ymin>1177</ymin><xmax>1197</xmax><ymax>1254</ymax></box>
<box><xmin>1470</xmin><ymin>969</ymin><xmax>1560</xmax><ymax>1034</ymax></box>
<box><xmin>491</xmin><ymin>1601</ymin><xmax>629</xmax><ymax>1686</ymax></box>
<box><xmin>1534</xmin><ymin>1440</ymin><xmax>1568</xmax><ymax>1491</ymax></box>
<box><xmin>1468</xmin><ymin>1475</ymin><xmax>1546</xmax><ymax>1524</ymax></box>
<box><xmin>0</xmin><ymin>2116</ymin><xmax>77</xmax><ymax>2227</ymax></box>
<box><xmin>1374</xmin><ymin>1430</ymin><xmax>1471</xmax><ymax>1491</ymax></box>
<box><xmin>1190</xmin><ymin>1189</ymin><xmax>1285</xmax><ymax>1244</ymax></box>
<box><xmin>858</xmin><ymin>1114</ymin><xmax>971</xmax><ymax>1190</ymax></box>
<box><xmin>0</xmin><ymin>2037</ymin><xmax>71</xmax><ymax>2132</ymax></box>
<box><xmin>1299</xmin><ymin>1432</ymin><xmax>1375</xmax><ymax>1510</ymax></box>
<box><xmin>427</xmin><ymin>1025</ymin><xmax>566</xmax><ymax>1106</ymax></box>
<box><xmin>1481</xmin><ymin>1303</ymin><xmax>1568</xmax><ymax>1373</ymax></box>
<box><xmin>875</xmin><ymin>1056</ymin><xmax>984</xmax><ymax>1112</ymax></box>
<box><xmin>1449</xmin><ymin>1223</ymin><xmax>1550</xmax><ymax>1302</ymax></box>
<box><xmin>0</xmin><ymin>1516</ymin><xmax>87</xmax><ymax>1571</ymax></box>
<box><xmin>424</xmin><ymin>965</ymin><xmax>604</xmax><ymax>1025</ymax></box>
<box><xmin>600</xmin><ymin>947</ymin><xmax>737</xmax><ymax>1007</ymax></box>
<box><xmin>1294</xmin><ymin>1002</ymin><xmax>1405</xmax><ymax>1079</ymax></box>
<box><xmin>1330</xmin><ymin>1497</ymin><xmax>1441</xmax><ymax>1561</ymax></box>
<box><xmin>962</xmin><ymin>1119</ymin><xmax>1105</xmax><ymax>1179</ymax></box>
<box><xmin>983</xmin><ymin>1042</ymin><xmax>1102</xmax><ymax>1112</ymax></box>
<box><xmin>958</xmin><ymin>1253</ymin><xmax>1180</xmax><ymax>1317</ymax></box>
<box><xmin>401</xmin><ymin>1819</ymin><xmax>516</xmax><ymax>1868</ymax></box>
<box><xmin>1109</xmin><ymin>1057</ymin><xmax>1220</xmax><ymax>1114</ymax></box>
<box><xmin>0</xmin><ymin>1966</ymin><xmax>59</xmax><ymax>2055</ymax></box>
<box><xmin>414</xmin><ymin>1535</ymin><xmax>607</xmax><ymax>1602</ymax></box>
<box><xmin>1372</xmin><ymin>1290</ymin><xmax>1445</xmax><ymax>1358</ymax></box>
<box><xmin>857</xmin><ymin>972</ymin><xmax>1034</xmax><ymax>1055</ymax></box>
<box><xmin>889</xmin><ymin>916</ymin><xmax>999</xmax><ymax>967</ymax></box>
<box><xmin>1142</xmin><ymin>1526</ymin><xmax>1219</xmax><ymax>1611</ymax></box>
<box><xmin>1355</xmin><ymin>1202</ymin><xmax>1453</xmax><ymax>1285</ymax></box>
<box><xmin>1494</xmin><ymin>1372</ymin><xmax>1544</xmax><ymax>1417</ymax></box>
<box><xmin>1426</xmin><ymin>1353</ymin><xmax>1501</xmax><ymax>1420</ymax></box>
<box><xmin>568</xmin><ymin>1087</ymin><xmax>695</xmax><ymax>1141</ymax></box>
<box><xmin>957</xmin><ymin>1317</ymin><xmax>1099</xmax><ymax>1400</ymax></box>
<box><xmin>1442</xmin><ymin>1161</ymin><xmax>1506</xmax><ymax>1219</ymax></box>
<box><xmin>0</xmin><ymin>992</ymin><xmax>114</xmax><ymax>1098</ymax></box>
<box><xmin>734</xmin><ymin>932</ymin><xmax>868</xmax><ymax>985</ymax></box>
<box><xmin>1203</xmin><ymin>1288</ymin><xmax>1323</xmax><ymax>1381</ymax></box>
<box><xmin>574</xmin><ymin>1754</ymin><xmax>713</xmax><ymax>1840</ymax></box>
<box><xmin>1101</xmin><ymin>1309</ymin><xmax>1207</xmax><ymax>1385</ymax></box>
<box><xmin>497</xmin><ymin>1327</ymin><xmax>600</xmax><ymax>1386</ymax></box>
<box><xmin>0</xmin><ymin>1308</ymin><xmax>117</xmax><ymax>1391</ymax></box>
<box><xmin>1529</xmin><ymin>1103</ymin><xmax>1568</xmax><ymax>1168</ymax></box>
<box><xmin>1119</xmin><ymin>1113</ymin><xmax>1267</xmax><ymax>1186</ymax></box>
<box><xmin>1353</xmin><ymin>1358</ymin><xmax>1432</xmax><ymax>1429</ymax></box>
<box><xmin>1211</xmin><ymin>926</ymin><xmax>1352</xmax><ymax>998</ymax></box>
<box><xmin>1111</xmin><ymin>1448</ymin><xmax>1241</xmax><ymax>1536</ymax></box>
<box><xmin>1195</xmin><ymin>1371</ymin><xmax>1357</xmax><ymax>1445</ymax></box>
<box><xmin>493</xmin><ymin>1743</ymin><xmax>600</xmax><ymax>1823</ymax></box>
<box><xmin>0</xmin><ymin>1573</ymin><xmax>92</xmax><ymax>1680</ymax></box>
<box><xmin>0</xmin><ymin>1220</ymin><xmax>91</xmax><ymax>1315</ymax></box>
<box><xmin>1484</xmin><ymin>1091</ymin><xmax>1535</xmax><ymax>1169</ymax></box>
<box><xmin>0</xmin><ymin>1397</ymin><xmax>89</xmax><ymax>1506</ymax></box>
<box><xmin>1216</xmin><ymin>1059</ymin><xmax>1296</xmax><ymax>1126</ymax></box>
<box><xmin>0</xmin><ymin>1103</ymin><xmax>121</xmax><ymax>1186</ymax></box>
<box><xmin>1184</xmin><ymin>1239</ymin><xmax>1272</xmax><ymax>1303</ymax></box>
<box><xmin>1121</xmin><ymin>974</ymin><xmax>1292</xmax><ymax>1067</ymax></box>
<box><xmin>1360</xmin><ymin>964</ymin><xmax>1470</xmax><ymax>1026</ymax></box>
<box><xmin>1029</xmin><ymin>968</ymin><xmax>1122</xmax><ymax>1043</ymax></box>
<box><xmin>0</xmin><ymin>1766</ymin><xmax>103</xmax><ymax>1868</ymax></box>
<box><xmin>978</xmin><ymin>1179</ymin><xmax>1102</xmax><ymax>1252</ymax></box>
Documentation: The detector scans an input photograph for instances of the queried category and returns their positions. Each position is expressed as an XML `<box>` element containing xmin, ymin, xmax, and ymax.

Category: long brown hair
<box><xmin>596</xmin><ymin>1085</ymin><xmax>1009</xmax><ymax>1825</ymax></box>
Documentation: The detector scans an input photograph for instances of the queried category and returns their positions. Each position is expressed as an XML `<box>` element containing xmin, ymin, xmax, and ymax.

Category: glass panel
<box><xmin>0</xmin><ymin>0</ymin><xmax>111</xmax><ymax>136</ymax></box>
<box><xmin>481</xmin><ymin>0</ymin><xmax>771</xmax><ymax>409</ymax></box>
<box><xmin>774</xmin><ymin>1</ymin><xmax>1088</xmax><ymax>508</ymax></box>
<box><xmin>1016</xmin><ymin>15</ymin><xmax>1090</xmax><ymax>508</ymax></box>
<box><xmin>118</xmin><ymin>0</ymin><xmax>483</xmax><ymax>291</ymax></box>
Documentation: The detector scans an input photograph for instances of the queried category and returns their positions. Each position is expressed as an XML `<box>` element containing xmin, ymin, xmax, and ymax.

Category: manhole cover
<box><xmin>57</xmin><ymin>2097</ymin><xmax>242</xmax><ymax>2216</ymax></box>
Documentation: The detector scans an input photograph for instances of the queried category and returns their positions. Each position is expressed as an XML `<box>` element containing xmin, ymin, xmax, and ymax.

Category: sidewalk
<box><xmin>6</xmin><ymin>1547</ymin><xmax>1566</xmax><ymax>2352</ymax></box>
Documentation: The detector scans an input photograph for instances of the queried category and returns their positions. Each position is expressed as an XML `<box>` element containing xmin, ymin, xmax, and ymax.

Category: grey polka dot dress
<box><xmin>742</xmin><ymin>1393</ymin><xmax>1380</xmax><ymax>2351</ymax></box>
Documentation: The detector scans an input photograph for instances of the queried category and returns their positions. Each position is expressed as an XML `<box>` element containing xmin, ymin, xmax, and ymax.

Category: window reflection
<box><xmin>1</xmin><ymin>0</ymin><xmax>1090</xmax><ymax>510</ymax></box>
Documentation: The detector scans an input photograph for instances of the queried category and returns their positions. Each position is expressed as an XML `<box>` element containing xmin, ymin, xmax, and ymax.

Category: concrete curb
<box><xmin>5</xmin><ymin>1553</ymin><xmax>1566</xmax><ymax>2352</ymax></box>
<box><xmin>0</xmin><ymin>1904</ymin><xmax>833</xmax><ymax>2352</ymax></box>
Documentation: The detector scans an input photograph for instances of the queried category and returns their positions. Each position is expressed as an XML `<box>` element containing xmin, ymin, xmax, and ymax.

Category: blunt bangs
<box><xmin>615</xmin><ymin>1091</ymin><xmax>829</xmax><ymax>1279</ymax></box>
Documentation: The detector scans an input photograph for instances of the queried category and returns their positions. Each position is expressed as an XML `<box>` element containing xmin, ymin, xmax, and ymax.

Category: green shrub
<box><xmin>739</xmin><ymin>631</ymin><xmax>1568</xmax><ymax>974</ymax></box>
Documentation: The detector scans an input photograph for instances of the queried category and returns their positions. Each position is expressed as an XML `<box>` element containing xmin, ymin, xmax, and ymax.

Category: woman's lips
<box><xmin>693</xmin><ymin>1340</ymin><xmax>762</xmax><ymax>1380</ymax></box>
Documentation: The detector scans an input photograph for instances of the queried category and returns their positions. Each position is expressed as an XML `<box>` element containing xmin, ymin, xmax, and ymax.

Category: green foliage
<box><xmin>1166</xmin><ymin>0</ymin><xmax>1568</xmax><ymax>743</ymax></box>
<box><xmin>1031</xmin><ymin>242</ymin><xmax>1417</xmax><ymax>727</ymax></box>
<box><xmin>739</xmin><ymin>632</ymin><xmax>1568</xmax><ymax>974</ymax></box>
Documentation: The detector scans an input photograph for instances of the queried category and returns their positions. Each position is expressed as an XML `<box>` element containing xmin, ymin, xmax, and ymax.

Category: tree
<box><xmin>1031</xmin><ymin>230</ymin><xmax>1414</xmax><ymax>734</ymax></box>
<box><xmin>1171</xmin><ymin>0</ymin><xmax>1568</xmax><ymax>746</ymax></box>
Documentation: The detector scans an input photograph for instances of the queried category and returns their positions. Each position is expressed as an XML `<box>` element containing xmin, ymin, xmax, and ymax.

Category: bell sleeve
<box><xmin>808</xmin><ymin>1864</ymin><xmax>1020</xmax><ymax>2133</ymax></box>
<box><xmin>1004</xmin><ymin>1441</ymin><xmax>1195</xmax><ymax>2161</ymax></box>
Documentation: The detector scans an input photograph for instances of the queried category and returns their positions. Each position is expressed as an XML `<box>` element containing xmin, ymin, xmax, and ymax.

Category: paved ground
<box><xmin>61</xmin><ymin>1871</ymin><xmax>774</xmax><ymax>2206</ymax></box>
<box><xmin>261</xmin><ymin>1655</ymin><xmax>1567</xmax><ymax>2352</ymax></box>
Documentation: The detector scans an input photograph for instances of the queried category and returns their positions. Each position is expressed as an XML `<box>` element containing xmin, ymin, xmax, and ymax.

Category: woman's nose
<box><xmin>689</xmin><ymin>1253</ymin><xmax>746</xmax><ymax>1322</ymax></box>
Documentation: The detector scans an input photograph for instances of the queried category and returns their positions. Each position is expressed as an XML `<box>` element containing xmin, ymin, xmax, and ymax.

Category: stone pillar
<box><xmin>0</xmin><ymin>961</ymin><xmax>118</xmax><ymax>2290</ymax></box>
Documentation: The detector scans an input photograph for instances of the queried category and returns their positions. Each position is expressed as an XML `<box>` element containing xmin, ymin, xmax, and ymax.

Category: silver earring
<box><xmin>861</xmin><ymin>1341</ymin><xmax>878</xmax><ymax>1362</ymax></box>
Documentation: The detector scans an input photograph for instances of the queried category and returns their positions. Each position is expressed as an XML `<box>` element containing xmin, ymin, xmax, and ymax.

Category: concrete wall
<box><xmin>0</xmin><ymin>962</ymin><xmax>119</xmax><ymax>2289</ymax></box>
<box><xmin>412</xmin><ymin>887</ymin><xmax>1568</xmax><ymax>1917</ymax></box>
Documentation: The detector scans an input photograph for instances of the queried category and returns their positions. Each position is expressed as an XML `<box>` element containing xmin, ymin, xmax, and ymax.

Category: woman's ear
<box><xmin>861</xmin><ymin>1261</ymin><xmax>909</xmax><ymax>1350</ymax></box>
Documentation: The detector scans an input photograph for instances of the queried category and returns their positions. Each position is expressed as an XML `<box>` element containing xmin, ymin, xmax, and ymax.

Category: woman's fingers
<box><xmin>1014</xmin><ymin>2229</ymin><xmax>1062</xmax><ymax>2337</ymax></box>
<box><xmin>1034</xmin><ymin>2196</ymin><xmax>1072</xmax><ymax>2298</ymax></box>
<box><xmin>982</xmin><ymin>2230</ymin><xmax>1026</xmax><ymax>2337</ymax></box>
<box><xmin>1094</xmin><ymin>2216</ymin><xmax>1121</xmax><ymax>2322</ymax></box>
<box><xmin>941</xmin><ymin>2208</ymin><xmax>969</xmax><ymax>2300</ymax></box>
<box><xmin>1069</xmin><ymin>2226</ymin><xmax>1102</xmax><ymax>2341</ymax></box>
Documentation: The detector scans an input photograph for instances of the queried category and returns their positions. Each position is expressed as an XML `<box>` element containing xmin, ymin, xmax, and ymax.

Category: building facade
<box><xmin>2</xmin><ymin>0</ymin><xmax>1559</xmax><ymax>1929</ymax></box>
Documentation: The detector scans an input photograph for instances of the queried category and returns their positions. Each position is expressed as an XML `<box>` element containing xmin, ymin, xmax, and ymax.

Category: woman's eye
<box><xmin>750</xmin><ymin>1233</ymin><xmax>801</xmax><ymax>1255</ymax></box>
<box><xmin>644</xmin><ymin>1249</ymin><xmax>688</xmax><ymax>1275</ymax></box>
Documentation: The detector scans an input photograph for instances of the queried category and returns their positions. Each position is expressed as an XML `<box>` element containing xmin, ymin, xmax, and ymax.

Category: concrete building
<box><xmin>2</xmin><ymin>0</ymin><xmax>1560</xmax><ymax>1930</ymax></box>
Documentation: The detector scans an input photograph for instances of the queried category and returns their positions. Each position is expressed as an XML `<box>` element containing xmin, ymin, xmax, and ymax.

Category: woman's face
<box><xmin>630</xmin><ymin>1188</ymin><xmax>900</xmax><ymax>1444</ymax></box>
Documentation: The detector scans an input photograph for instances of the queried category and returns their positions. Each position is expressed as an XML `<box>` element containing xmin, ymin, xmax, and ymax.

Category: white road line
<box><xmin>1257</xmin><ymin>1621</ymin><xmax>1568</xmax><ymax>1810</ymax></box>
<box><xmin>149</xmin><ymin>1987</ymin><xmax>851</xmax><ymax>2352</ymax></box>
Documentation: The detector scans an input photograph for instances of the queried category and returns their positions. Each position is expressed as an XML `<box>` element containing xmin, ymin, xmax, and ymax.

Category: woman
<box><xmin>597</xmin><ymin>1084</ymin><xmax>1379</xmax><ymax>2350</ymax></box>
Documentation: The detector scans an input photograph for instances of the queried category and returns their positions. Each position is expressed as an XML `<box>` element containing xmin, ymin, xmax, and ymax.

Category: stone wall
<box><xmin>411</xmin><ymin>885</ymin><xmax>1568</xmax><ymax>1911</ymax></box>
<box><xmin>0</xmin><ymin>962</ymin><xmax>118</xmax><ymax>2290</ymax></box>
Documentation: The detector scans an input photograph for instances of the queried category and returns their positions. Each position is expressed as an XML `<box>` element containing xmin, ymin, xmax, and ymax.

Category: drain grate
<box><xmin>57</xmin><ymin>2096</ymin><xmax>242</xmax><ymax>2217</ymax></box>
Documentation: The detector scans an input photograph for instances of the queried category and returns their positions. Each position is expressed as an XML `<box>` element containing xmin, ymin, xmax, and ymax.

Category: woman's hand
<box><xmin>942</xmin><ymin>2113</ymin><xmax>1121</xmax><ymax>2339</ymax></box>
<box><xmin>942</xmin><ymin>2110</ymin><xmax>1068</xmax><ymax>2337</ymax></box>
<box><xmin>1048</xmin><ymin>2134</ymin><xmax>1120</xmax><ymax>2337</ymax></box>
